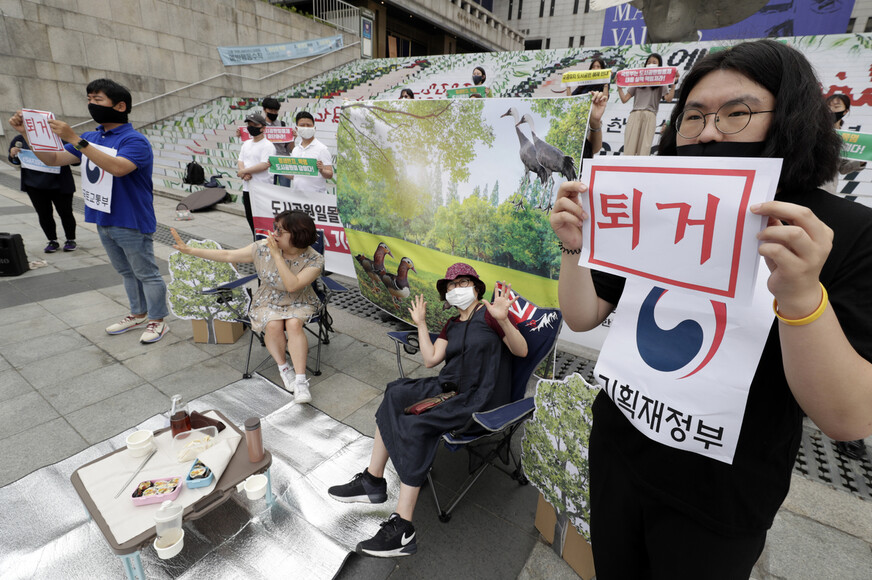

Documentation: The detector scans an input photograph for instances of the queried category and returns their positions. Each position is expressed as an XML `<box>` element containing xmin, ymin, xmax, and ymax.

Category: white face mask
<box><xmin>646</xmin><ymin>62</ymin><xmax>659</xmax><ymax>68</ymax></box>
<box><xmin>446</xmin><ymin>286</ymin><xmax>477</xmax><ymax>310</ymax></box>
<box><xmin>297</xmin><ymin>126</ymin><xmax>316</xmax><ymax>140</ymax></box>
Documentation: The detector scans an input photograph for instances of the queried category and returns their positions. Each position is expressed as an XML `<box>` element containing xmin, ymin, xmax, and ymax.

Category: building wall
<box><xmin>495</xmin><ymin>0</ymin><xmax>872</xmax><ymax>49</ymax></box>
<box><xmin>0</xmin><ymin>0</ymin><xmax>360</xmax><ymax>149</ymax></box>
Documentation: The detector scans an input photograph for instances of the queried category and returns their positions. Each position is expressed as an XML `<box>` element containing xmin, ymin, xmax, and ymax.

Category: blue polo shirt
<box><xmin>65</xmin><ymin>123</ymin><xmax>156</xmax><ymax>233</ymax></box>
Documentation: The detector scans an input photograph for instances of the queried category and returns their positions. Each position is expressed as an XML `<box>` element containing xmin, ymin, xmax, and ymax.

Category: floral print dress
<box><xmin>248</xmin><ymin>240</ymin><xmax>324</xmax><ymax>334</ymax></box>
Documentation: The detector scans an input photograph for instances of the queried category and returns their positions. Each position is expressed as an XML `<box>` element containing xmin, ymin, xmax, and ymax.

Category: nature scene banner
<box><xmin>337</xmin><ymin>96</ymin><xmax>591</xmax><ymax>327</ymax></box>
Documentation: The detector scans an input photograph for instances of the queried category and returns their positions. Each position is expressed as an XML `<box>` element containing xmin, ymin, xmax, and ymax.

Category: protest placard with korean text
<box><xmin>17</xmin><ymin>149</ymin><xmax>61</xmax><ymax>174</ymax></box>
<box><xmin>615</xmin><ymin>66</ymin><xmax>677</xmax><ymax>87</ymax></box>
<box><xmin>837</xmin><ymin>130</ymin><xmax>872</xmax><ymax>162</ymax></box>
<box><xmin>22</xmin><ymin>109</ymin><xmax>64</xmax><ymax>152</ymax></box>
<box><xmin>561</xmin><ymin>69</ymin><xmax>612</xmax><ymax>88</ymax></box>
<box><xmin>579</xmin><ymin>156</ymin><xmax>782</xmax><ymax>303</ymax></box>
<box><xmin>81</xmin><ymin>143</ymin><xmax>117</xmax><ymax>213</ymax></box>
<box><xmin>239</xmin><ymin>126</ymin><xmax>295</xmax><ymax>143</ymax></box>
<box><xmin>268</xmin><ymin>156</ymin><xmax>318</xmax><ymax>176</ymax></box>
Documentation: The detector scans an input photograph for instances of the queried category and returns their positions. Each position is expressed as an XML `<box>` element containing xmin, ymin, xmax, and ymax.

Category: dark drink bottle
<box><xmin>170</xmin><ymin>394</ymin><xmax>192</xmax><ymax>437</ymax></box>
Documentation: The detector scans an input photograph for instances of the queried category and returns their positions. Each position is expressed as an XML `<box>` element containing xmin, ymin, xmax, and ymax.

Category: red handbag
<box><xmin>404</xmin><ymin>391</ymin><xmax>457</xmax><ymax>415</ymax></box>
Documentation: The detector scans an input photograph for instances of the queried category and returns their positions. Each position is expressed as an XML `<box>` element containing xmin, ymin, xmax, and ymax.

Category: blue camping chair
<box><xmin>387</xmin><ymin>286</ymin><xmax>562</xmax><ymax>521</ymax></box>
<box><xmin>202</xmin><ymin>230</ymin><xmax>347</xmax><ymax>379</ymax></box>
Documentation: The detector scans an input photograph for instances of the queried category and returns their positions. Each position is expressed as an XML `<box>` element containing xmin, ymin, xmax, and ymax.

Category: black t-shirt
<box><xmin>590</xmin><ymin>188</ymin><xmax>872</xmax><ymax>534</ymax></box>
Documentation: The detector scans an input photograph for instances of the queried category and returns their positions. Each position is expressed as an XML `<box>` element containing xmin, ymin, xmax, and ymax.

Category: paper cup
<box><xmin>239</xmin><ymin>474</ymin><xmax>268</xmax><ymax>500</ymax></box>
<box><xmin>153</xmin><ymin>529</ymin><xmax>184</xmax><ymax>559</ymax></box>
<box><xmin>126</xmin><ymin>430</ymin><xmax>155</xmax><ymax>457</ymax></box>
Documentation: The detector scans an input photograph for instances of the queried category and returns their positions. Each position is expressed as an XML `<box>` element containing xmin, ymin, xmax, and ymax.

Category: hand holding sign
<box><xmin>549</xmin><ymin>180</ymin><xmax>589</xmax><ymax>252</ymax></box>
<box><xmin>751</xmin><ymin>200</ymin><xmax>832</xmax><ymax>318</ymax></box>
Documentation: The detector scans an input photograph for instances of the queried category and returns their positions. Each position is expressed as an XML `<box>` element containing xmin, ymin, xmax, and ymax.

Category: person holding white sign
<box><xmin>9</xmin><ymin>79</ymin><xmax>170</xmax><ymax>344</ymax></box>
<box><xmin>565</xmin><ymin>56</ymin><xmax>610</xmax><ymax>98</ymax></box>
<box><xmin>551</xmin><ymin>40</ymin><xmax>872</xmax><ymax>578</ymax></box>
<box><xmin>7</xmin><ymin>134</ymin><xmax>78</xmax><ymax>253</ymax></box>
<box><xmin>289</xmin><ymin>111</ymin><xmax>333</xmax><ymax>195</ymax></box>
<box><xmin>237</xmin><ymin>113</ymin><xmax>278</xmax><ymax>236</ymax></box>
<box><xmin>616</xmin><ymin>53</ymin><xmax>676</xmax><ymax>156</ymax></box>
<box><xmin>821</xmin><ymin>94</ymin><xmax>867</xmax><ymax>196</ymax></box>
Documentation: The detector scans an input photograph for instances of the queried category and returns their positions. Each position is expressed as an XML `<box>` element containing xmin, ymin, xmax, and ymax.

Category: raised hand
<box><xmin>170</xmin><ymin>228</ymin><xmax>190</xmax><ymax>253</ymax></box>
<box><xmin>590</xmin><ymin>91</ymin><xmax>608</xmax><ymax>125</ymax></box>
<box><xmin>408</xmin><ymin>294</ymin><xmax>427</xmax><ymax>326</ymax></box>
<box><xmin>550</xmin><ymin>181</ymin><xmax>589</xmax><ymax>252</ymax></box>
<box><xmin>265</xmin><ymin>231</ymin><xmax>281</xmax><ymax>255</ymax></box>
<box><xmin>9</xmin><ymin>111</ymin><xmax>25</xmax><ymax>134</ymax></box>
<box><xmin>481</xmin><ymin>282</ymin><xmax>519</xmax><ymax>322</ymax></box>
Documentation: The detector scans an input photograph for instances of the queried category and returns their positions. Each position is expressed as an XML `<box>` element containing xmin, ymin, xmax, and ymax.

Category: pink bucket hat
<box><xmin>436</xmin><ymin>262</ymin><xmax>486</xmax><ymax>300</ymax></box>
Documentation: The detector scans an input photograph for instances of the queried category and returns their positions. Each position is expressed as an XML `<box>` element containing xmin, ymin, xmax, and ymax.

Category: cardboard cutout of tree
<box><xmin>168</xmin><ymin>239</ymin><xmax>250</xmax><ymax>343</ymax></box>
<box><xmin>522</xmin><ymin>372</ymin><xmax>598</xmax><ymax>547</ymax></box>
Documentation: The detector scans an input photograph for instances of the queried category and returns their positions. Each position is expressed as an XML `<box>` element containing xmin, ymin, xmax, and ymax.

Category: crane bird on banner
<box><xmin>500</xmin><ymin>107</ymin><xmax>549</xmax><ymax>192</ymax></box>
<box><xmin>516</xmin><ymin>113</ymin><xmax>577</xmax><ymax>210</ymax></box>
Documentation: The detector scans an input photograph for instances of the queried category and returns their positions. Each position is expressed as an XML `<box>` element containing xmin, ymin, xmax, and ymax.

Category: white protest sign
<box><xmin>22</xmin><ymin>109</ymin><xmax>64</xmax><ymax>152</ymax></box>
<box><xmin>17</xmin><ymin>149</ymin><xmax>61</xmax><ymax>174</ymax></box>
<box><xmin>250</xmin><ymin>180</ymin><xmax>354</xmax><ymax>277</ymax></box>
<box><xmin>579</xmin><ymin>156</ymin><xmax>782</xmax><ymax>303</ymax></box>
<box><xmin>594</xmin><ymin>262</ymin><xmax>774</xmax><ymax>464</ymax></box>
<box><xmin>81</xmin><ymin>143</ymin><xmax>117</xmax><ymax>213</ymax></box>
<box><xmin>615</xmin><ymin>67</ymin><xmax>677</xmax><ymax>88</ymax></box>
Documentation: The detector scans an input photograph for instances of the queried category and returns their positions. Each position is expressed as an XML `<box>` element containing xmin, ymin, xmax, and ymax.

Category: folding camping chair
<box><xmin>387</xmin><ymin>286</ymin><xmax>562</xmax><ymax>522</ymax></box>
<box><xmin>202</xmin><ymin>231</ymin><xmax>347</xmax><ymax>379</ymax></box>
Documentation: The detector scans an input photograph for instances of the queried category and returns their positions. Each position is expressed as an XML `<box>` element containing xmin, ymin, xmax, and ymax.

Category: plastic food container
<box><xmin>153</xmin><ymin>500</ymin><xmax>184</xmax><ymax>559</ymax></box>
<box><xmin>173</xmin><ymin>426</ymin><xmax>218</xmax><ymax>463</ymax></box>
<box><xmin>131</xmin><ymin>477</ymin><xmax>182</xmax><ymax>506</ymax></box>
<box><xmin>185</xmin><ymin>458</ymin><xmax>214</xmax><ymax>489</ymax></box>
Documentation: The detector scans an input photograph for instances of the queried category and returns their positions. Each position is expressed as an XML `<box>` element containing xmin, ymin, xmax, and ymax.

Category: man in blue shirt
<box><xmin>9</xmin><ymin>78</ymin><xmax>170</xmax><ymax>343</ymax></box>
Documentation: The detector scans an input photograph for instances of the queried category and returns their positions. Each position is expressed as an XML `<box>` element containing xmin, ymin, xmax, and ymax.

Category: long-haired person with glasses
<box><xmin>551</xmin><ymin>40</ymin><xmax>872</xmax><ymax>577</ymax></box>
<box><xmin>171</xmin><ymin>210</ymin><xmax>323</xmax><ymax>403</ymax></box>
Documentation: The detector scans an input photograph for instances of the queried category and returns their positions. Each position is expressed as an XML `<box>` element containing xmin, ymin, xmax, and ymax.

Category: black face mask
<box><xmin>247</xmin><ymin>125</ymin><xmax>263</xmax><ymax>137</ymax></box>
<box><xmin>88</xmin><ymin>103</ymin><xmax>128</xmax><ymax>125</ymax></box>
<box><xmin>833</xmin><ymin>110</ymin><xmax>847</xmax><ymax>123</ymax></box>
<box><xmin>676</xmin><ymin>141</ymin><xmax>766</xmax><ymax>158</ymax></box>
<box><xmin>472</xmin><ymin>74</ymin><xmax>484</xmax><ymax>85</ymax></box>
<box><xmin>265</xmin><ymin>112</ymin><xmax>278</xmax><ymax>122</ymax></box>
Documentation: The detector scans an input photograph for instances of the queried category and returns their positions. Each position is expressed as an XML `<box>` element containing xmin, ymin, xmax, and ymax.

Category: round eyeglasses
<box><xmin>446</xmin><ymin>279</ymin><xmax>474</xmax><ymax>290</ymax></box>
<box><xmin>676</xmin><ymin>102</ymin><xmax>774</xmax><ymax>139</ymax></box>
<box><xmin>273</xmin><ymin>224</ymin><xmax>285</xmax><ymax>235</ymax></box>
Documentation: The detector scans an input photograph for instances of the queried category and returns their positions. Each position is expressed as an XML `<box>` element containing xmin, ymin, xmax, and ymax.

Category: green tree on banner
<box><xmin>167</xmin><ymin>240</ymin><xmax>249</xmax><ymax>344</ymax></box>
<box><xmin>522</xmin><ymin>373</ymin><xmax>599</xmax><ymax>545</ymax></box>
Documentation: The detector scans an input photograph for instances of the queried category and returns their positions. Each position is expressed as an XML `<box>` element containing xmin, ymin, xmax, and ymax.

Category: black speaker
<box><xmin>0</xmin><ymin>233</ymin><xmax>29</xmax><ymax>276</ymax></box>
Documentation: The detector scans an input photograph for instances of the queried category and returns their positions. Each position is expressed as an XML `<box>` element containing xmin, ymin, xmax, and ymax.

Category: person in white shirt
<box><xmin>238</xmin><ymin>113</ymin><xmax>277</xmax><ymax>236</ymax></box>
<box><xmin>289</xmin><ymin>111</ymin><xmax>333</xmax><ymax>194</ymax></box>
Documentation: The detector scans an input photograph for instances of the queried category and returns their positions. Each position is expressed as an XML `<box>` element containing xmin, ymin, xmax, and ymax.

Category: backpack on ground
<box><xmin>183</xmin><ymin>160</ymin><xmax>206</xmax><ymax>186</ymax></box>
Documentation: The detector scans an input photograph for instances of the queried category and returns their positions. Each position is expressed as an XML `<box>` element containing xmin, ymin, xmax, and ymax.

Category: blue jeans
<box><xmin>274</xmin><ymin>175</ymin><xmax>291</xmax><ymax>187</ymax></box>
<box><xmin>98</xmin><ymin>225</ymin><xmax>169</xmax><ymax>319</ymax></box>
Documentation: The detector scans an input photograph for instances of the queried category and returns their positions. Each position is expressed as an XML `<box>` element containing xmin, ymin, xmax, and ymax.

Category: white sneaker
<box><xmin>106</xmin><ymin>315</ymin><xmax>147</xmax><ymax>335</ymax></box>
<box><xmin>139</xmin><ymin>320</ymin><xmax>169</xmax><ymax>343</ymax></box>
<box><xmin>294</xmin><ymin>378</ymin><xmax>311</xmax><ymax>404</ymax></box>
<box><xmin>279</xmin><ymin>367</ymin><xmax>295</xmax><ymax>393</ymax></box>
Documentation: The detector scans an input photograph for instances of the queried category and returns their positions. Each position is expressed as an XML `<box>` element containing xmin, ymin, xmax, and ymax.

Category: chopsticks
<box><xmin>115</xmin><ymin>447</ymin><xmax>157</xmax><ymax>499</ymax></box>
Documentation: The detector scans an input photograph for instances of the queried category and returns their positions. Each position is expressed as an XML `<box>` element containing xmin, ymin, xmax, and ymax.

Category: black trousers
<box><xmin>242</xmin><ymin>190</ymin><xmax>255</xmax><ymax>237</ymax></box>
<box><xmin>589</xmin><ymin>423</ymin><xmax>767</xmax><ymax>580</ymax></box>
<box><xmin>26</xmin><ymin>187</ymin><xmax>76</xmax><ymax>242</ymax></box>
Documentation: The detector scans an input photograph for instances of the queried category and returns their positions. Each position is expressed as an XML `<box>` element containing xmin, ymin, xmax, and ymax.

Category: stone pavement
<box><xmin>1</xmin><ymin>163</ymin><xmax>871</xmax><ymax>579</ymax></box>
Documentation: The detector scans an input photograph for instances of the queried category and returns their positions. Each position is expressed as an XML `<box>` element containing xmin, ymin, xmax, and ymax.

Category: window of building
<box><xmin>578</xmin><ymin>35</ymin><xmax>585</xmax><ymax>46</ymax></box>
<box><xmin>508</xmin><ymin>0</ymin><xmax>513</xmax><ymax>20</ymax></box>
<box><xmin>573</xmin><ymin>0</ymin><xmax>580</xmax><ymax>14</ymax></box>
<box><xmin>518</xmin><ymin>0</ymin><xmax>523</xmax><ymax>19</ymax></box>
<box><xmin>550</xmin><ymin>0</ymin><xmax>555</xmax><ymax>16</ymax></box>
<box><xmin>584</xmin><ymin>0</ymin><xmax>590</xmax><ymax>14</ymax></box>
<box><xmin>545</xmin><ymin>38</ymin><xmax>551</xmax><ymax>49</ymax></box>
<box><xmin>866</xmin><ymin>17</ymin><xmax>872</xmax><ymax>33</ymax></box>
<box><xmin>539</xmin><ymin>0</ymin><xmax>545</xmax><ymax>18</ymax></box>
<box><xmin>525</xmin><ymin>38</ymin><xmax>543</xmax><ymax>50</ymax></box>
<box><xmin>568</xmin><ymin>36</ymin><xmax>574</xmax><ymax>48</ymax></box>
<box><xmin>847</xmin><ymin>17</ymin><xmax>855</xmax><ymax>33</ymax></box>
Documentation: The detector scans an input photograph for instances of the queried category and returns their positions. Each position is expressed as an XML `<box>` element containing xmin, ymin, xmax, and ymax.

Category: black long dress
<box><xmin>375</xmin><ymin>306</ymin><xmax>513</xmax><ymax>487</ymax></box>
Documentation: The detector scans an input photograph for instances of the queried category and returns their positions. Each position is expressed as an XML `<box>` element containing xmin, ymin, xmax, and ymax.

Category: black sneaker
<box><xmin>44</xmin><ymin>241</ymin><xmax>60</xmax><ymax>253</ymax></box>
<box><xmin>356</xmin><ymin>513</ymin><xmax>417</xmax><ymax>557</ymax></box>
<box><xmin>328</xmin><ymin>469</ymin><xmax>387</xmax><ymax>503</ymax></box>
<box><xmin>836</xmin><ymin>439</ymin><xmax>867</xmax><ymax>460</ymax></box>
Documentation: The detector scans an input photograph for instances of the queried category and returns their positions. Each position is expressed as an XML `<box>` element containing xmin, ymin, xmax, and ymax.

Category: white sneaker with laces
<box><xmin>294</xmin><ymin>378</ymin><xmax>312</xmax><ymax>404</ymax></box>
<box><xmin>139</xmin><ymin>320</ymin><xmax>169</xmax><ymax>343</ymax></box>
<box><xmin>106</xmin><ymin>315</ymin><xmax>147</xmax><ymax>335</ymax></box>
<box><xmin>279</xmin><ymin>367</ymin><xmax>295</xmax><ymax>393</ymax></box>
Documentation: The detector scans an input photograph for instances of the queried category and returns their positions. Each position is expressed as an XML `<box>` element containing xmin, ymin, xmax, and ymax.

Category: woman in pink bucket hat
<box><xmin>328</xmin><ymin>262</ymin><xmax>528</xmax><ymax>557</ymax></box>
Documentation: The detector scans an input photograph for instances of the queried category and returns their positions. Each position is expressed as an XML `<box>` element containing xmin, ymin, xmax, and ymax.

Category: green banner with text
<box><xmin>837</xmin><ymin>131</ymin><xmax>872</xmax><ymax>162</ymax></box>
<box><xmin>268</xmin><ymin>156</ymin><xmax>319</xmax><ymax>176</ymax></box>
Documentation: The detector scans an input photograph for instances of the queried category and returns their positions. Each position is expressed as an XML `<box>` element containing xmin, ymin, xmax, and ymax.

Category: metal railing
<box><xmin>71</xmin><ymin>40</ymin><xmax>359</xmax><ymax>129</ymax></box>
<box><xmin>313</xmin><ymin>0</ymin><xmax>360</xmax><ymax>35</ymax></box>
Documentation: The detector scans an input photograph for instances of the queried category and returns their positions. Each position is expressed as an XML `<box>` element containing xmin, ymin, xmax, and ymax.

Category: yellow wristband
<box><xmin>773</xmin><ymin>283</ymin><xmax>828</xmax><ymax>326</ymax></box>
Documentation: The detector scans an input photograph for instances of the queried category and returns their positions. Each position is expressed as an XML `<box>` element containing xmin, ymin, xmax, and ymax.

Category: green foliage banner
<box><xmin>337</xmin><ymin>96</ymin><xmax>592</xmax><ymax>323</ymax></box>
